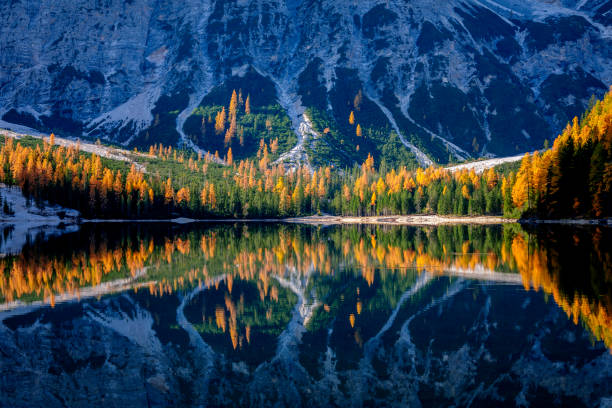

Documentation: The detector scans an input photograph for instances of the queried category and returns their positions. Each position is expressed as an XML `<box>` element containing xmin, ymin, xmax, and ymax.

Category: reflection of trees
<box><xmin>1</xmin><ymin>223</ymin><xmax>610</xmax><ymax>352</ymax></box>
<box><xmin>0</xmin><ymin>233</ymin><xmax>154</xmax><ymax>306</ymax></box>
<box><xmin>512</xmin><ymin>227</ymin><xmax>612</xmax><ymax>351</ymax></box>
<box><xmin>183</xmin><ymin>278</ymin><xmax>297</xmax><ymax>366</ymax></box>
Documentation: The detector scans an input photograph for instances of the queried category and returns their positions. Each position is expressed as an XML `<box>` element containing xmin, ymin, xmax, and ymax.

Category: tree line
<box><xmin>510</xmin><ymin>89</ymin><xmax>612</xmax><ymax>218</ymax></box>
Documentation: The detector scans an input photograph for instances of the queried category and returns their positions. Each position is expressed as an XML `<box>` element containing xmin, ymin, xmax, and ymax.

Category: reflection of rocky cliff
<box><xmin>1</xmin><ymin>223</ymin><xmax>611</xmax><ymax>406</ymax></box>
<box><xmin>1</xmin><ymin>273</ymin><xmax>611</xmax><ymax>406</ymax></box>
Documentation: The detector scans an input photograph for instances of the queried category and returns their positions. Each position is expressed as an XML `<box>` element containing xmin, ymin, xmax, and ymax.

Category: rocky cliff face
<box><xmin>0</xmin><ymin>0</ymin><xmax>610</xmax><ymax>164</ymax></box>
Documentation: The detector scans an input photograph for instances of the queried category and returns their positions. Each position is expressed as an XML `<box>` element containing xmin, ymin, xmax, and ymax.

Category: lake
<box><xmin>0</xmin><ymin>222</ymin><xmax>610</xmax><ymax>407</ymax></box>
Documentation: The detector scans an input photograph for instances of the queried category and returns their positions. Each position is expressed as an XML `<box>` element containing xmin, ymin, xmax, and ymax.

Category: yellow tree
<box><xmin>101</xmin><ymin>168</ymin><xmax>114</xmax><ymax>209</ymax></box>
<box><xmin>245</xmin><ymin>94</ymin><xmax>251</xmax><ymax>115</ymax></box>
<box><xmin>512</xmin><ymin>154</ymin><xmax>532</xmax><ymax>209</ymax></box>
<box><xmin>343</xmin><ymin>184</ymin><xmax>351</xmax><ymax>202</ymax></box>
<box><xmin>318</xmin><ymin>177</ymin><xmax>326</xmax><ymax>198</ymax></box>
<box><xmin>270</xmin><ymin>138</ymin><xmax>279</xmax><ymax>154</ymax></box>
<box><xmin>208</xmin><ymin>184</ymin><xmax>216</xmax><ymax>209</ymax></box>
<box><xmin>215</xmin><ymin>108</ymin><xmax>226</xmax><ymax>135</ymax></box>
<box><xmin>375</xmin><ymin>177</ymin><xmax>386</xmax><ymax>195</ymax></box>
<box><xmin>113</xmin><ymin>171</ymin><xmax>123</xmax><ymax>195</ymax></box>
<box><xmin>356</xmin><ymin>124</ymin><xmax>363</xmax><ymax>138</ymax></box>
<box><xmin>531</xmin><ymin>151</ymin><xmax>550</xmax><ymax>206</ymax></box>
<box><xmin>461</xmin><ymin>185</ymin><xmax>470</xmax><ymax>200</ymax></box>
<box><xmin>200</xmin><ymin>185</ymin><xmax>208</xmax><ymax>206</ymax></box>
<box><xmin>164</xmin><ymin>178</ymin><xmax>174</xmax><ymax>205</ymax></box>
<box><xmin>176</xmin><ymin>187</ymin><xmax>190</xmax><ymax>204</ymax></box>
<box><xmin>259</xmin><ymin>145</ymin><xmax>269</xmax><ymax>171</ymax></box>
<box><xmin>225</xmin><ymin>116</ymin><xmax>236</xmax><ymax>145</ymax></box>
<box><xmin>364</xmin><ymin>153</ymin><xmax>374</xmax><ymax>172</ymax></box>
<box><xmin>229</xmin><ymin>89</ymin><xmax>238</xmax><ymax>120</ymax></box>
<box><xmin>485</xmin><ymin>168</ymin><xmax>498</xmax><ymax>189</ymax></box>
<box><xmin>227</xmin><ymin>147</ymin><xmax>233</xmax><ymax>166</ymax></box>
<box><xmin>349</xmin><ymin>111</ymin><xmax>355</xmax><ymax>125</ymax></box>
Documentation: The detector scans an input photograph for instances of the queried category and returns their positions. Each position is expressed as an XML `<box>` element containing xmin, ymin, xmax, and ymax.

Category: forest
<box><xmin>0</xmin><ymin>88</ymin><xmax>610</xmax><ymax>220</ymax></box>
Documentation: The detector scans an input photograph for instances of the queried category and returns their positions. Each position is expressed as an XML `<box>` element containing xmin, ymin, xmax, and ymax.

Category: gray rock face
<box><xmin>0</xmin><ymin>0</ymin><xmax>610</xmax><ymax>161</ymax></box>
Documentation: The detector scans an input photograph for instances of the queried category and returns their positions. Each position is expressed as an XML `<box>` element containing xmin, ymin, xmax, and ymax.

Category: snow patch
<box><xmin>274</xmin><ymin>113</ymin><xmax>316</xmax><ymax>169</ymax></box>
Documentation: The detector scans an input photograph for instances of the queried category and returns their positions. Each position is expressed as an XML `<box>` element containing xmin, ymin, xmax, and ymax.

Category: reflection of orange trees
<box><xmin>0</xmin><ymin>240</ymin><xmax>154</xmax><ymax>306</ymax></box>
<box><xmin>1</xmin><ymin>226</ymin><xmax>518</xmax><ymax>314</ymax></box>
<box><xmin>149</xmin><ymin>228</ymin><xmax>514</xmax><ymax>301</ymax></box>
<box><xmin>143</xmin><ymin>227</ymin><xmax>611</xmax><ymax>352</ymax></box>
<box><xmin>192</xmin><ymin>279</ymin><xmax>286</xmax><ymax>351</ymax></box>
<box><xmin>511</xmin><ymin>234</ymin><xmax>612</xmax><ymax>351</ymax></box>
<box><xmin>136</xmin><ymin>227</ymin><xmax>521</xmax><ymax>356</ymax></box>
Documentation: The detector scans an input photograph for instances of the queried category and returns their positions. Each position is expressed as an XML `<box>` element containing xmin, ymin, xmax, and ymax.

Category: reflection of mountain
<box><xmin>2</xmin><ymin>273</ymin><xmax>610</xmax><ymax>406</ymax></box>
<box><xmin>2</xmin><ymin>223</ymin><xmax>611</xmax><ymax>348</ymax></box>
<box><xmin>0</xmin><ymin>223</ymin><xmax>611</xmax><ymax>406</ymax></box>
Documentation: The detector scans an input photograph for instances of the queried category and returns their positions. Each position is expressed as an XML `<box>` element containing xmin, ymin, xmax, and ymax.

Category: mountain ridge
<box><xmin>0</xmin><ymin>0</ymin><xmax>610</xmax><ymax>166</ymax></box>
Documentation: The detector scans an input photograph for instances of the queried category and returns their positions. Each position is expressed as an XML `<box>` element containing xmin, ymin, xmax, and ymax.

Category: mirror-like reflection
<box><xmin>0</xmin><ymin>223</ymin><xmax>610</xmax><ymax>407</ymax></box>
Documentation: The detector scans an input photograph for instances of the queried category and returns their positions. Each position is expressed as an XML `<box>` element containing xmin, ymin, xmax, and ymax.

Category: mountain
<box><xmin>0</xmin><ymin>0</ymin><xmax>610</xmax><ymax>167</ymax></box>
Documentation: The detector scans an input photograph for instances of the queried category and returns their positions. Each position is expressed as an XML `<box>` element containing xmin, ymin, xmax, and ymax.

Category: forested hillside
<box><xmin>511</xmin><ymin>90</ymin><xmax>612</xmax><ymax>219</ymax></box>
<box><xmin>0</xmin><ymin>88</ymin><xmax>610</xmax><ymax>220</ymax></box>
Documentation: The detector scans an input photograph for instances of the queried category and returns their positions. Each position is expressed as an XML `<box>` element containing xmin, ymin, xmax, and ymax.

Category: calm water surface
<box><xmin>0</xmin><ymin>223</ymin><xmax>610</xmax><ymax>407</ymax></box>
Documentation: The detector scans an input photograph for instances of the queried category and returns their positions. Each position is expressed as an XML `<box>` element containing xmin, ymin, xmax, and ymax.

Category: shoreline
<box><xmin>80</xmin><ymin>215</ymin><xmax>611</xmax><ymax>226</ymax></box>
<box><xmin>79</xmin><ymin>215</ymin><xmax>612</xmax><ymax>226</ymax></box>
<box><xmin>3</xmin><ymin>213</ymin><xmax>607</xmax><ymax>228</ymax></box>
<box><xmin>282</xmin><ymin>215</ymin><xmax>517</xmax><ymax>225</ymax></box>
<box><xmin>80</xmin><ymin>214</ymin><xmax>517</xmax><ymax>226</ymax></box>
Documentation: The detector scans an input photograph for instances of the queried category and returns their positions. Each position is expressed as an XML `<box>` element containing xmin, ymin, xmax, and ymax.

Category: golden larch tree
<box><xmin>227</xmin><ymin>147</ymin><xmax>233</xmax><ymax>166</ymax></box>
<box><xmin>208</xmin><ymin>184</ymin><xmax>216</xmax><ymax>209</ymax></box>
<box><xmin>270</xmin><ymin>138</ymin><xmax>279</xmax><ymax>154</ymax></box>
<box><xmin>512</xmin><ymin>155</ymin><xmax>532</xmax><ymax>209</ymax></box>
<box><xmin>176</xmin><ymin>187</ymin><xmax>190</xmax><ymax>204</ymax></box>
<box><xmin>215</xmin><ymin>107</ymin><xmax>226</xmax><ymax>135</ymax></box>
<box><xmin>245</xmin><ymin>94</ymin><xmax>251</xmax><ymax>115</ymax></box>
<box><xmin>229</xmin><ymin>89</ymin><xmax>238</xmax><ymax>120</ymax></box>
<box><xmin>164</xmin><ymin>178</ymin><xmax>174</xmax><ymax>205</ymax></box>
